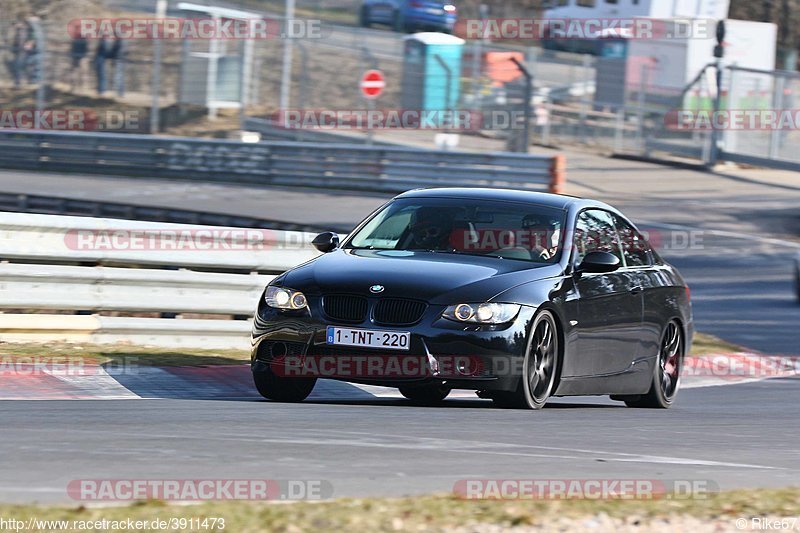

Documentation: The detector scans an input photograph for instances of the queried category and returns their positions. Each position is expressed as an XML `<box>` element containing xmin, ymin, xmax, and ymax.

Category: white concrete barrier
<box><xmin>0</xmin><ymin>212</ymin><xmax>322</xmax><ymax>349</ymax></box>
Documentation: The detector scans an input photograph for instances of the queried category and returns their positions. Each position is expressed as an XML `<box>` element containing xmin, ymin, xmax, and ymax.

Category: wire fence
<box><xmin>0</xmin><ymin>9</ymin><xmax>593</xmax><ymax>140</ymax></box>
<box><xmin>3</xmin><ymin>6</ymin><xmax>798</xmax><ymax>170</ymax></box>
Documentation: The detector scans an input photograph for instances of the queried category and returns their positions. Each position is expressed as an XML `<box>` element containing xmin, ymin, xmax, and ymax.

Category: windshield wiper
<box><xmin>405</xmin><ymin>248</ymin><xmax>506</xmax><ymax>259</ymax></box>
<box><xmin>445</xmin><ymin>249</ymin><xmax>506</xmax><ymax>259</ymax></box>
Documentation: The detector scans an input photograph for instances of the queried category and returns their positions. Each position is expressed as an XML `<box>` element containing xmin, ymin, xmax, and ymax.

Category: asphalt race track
<box><xmin>1</xmin><ymin>378</ymin><xmax>799</xmax><ymax>504</ymax></box>
<box><xmin>0</xmin><ymin>247</ymin><xmax>797</xmax><ymax>504</ymax></box>
<box><xmin>652</xmin><ymin>231</ymin><xmax>800</xmax><ymax>356</ymax></box>
<box><xmin>0</xmin><ymin>161</ymin><xmax>798</xmax><ymax>504</ymax></box>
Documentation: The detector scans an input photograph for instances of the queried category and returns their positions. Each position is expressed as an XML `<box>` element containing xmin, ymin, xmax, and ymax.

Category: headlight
<box><xmin>442</xmin><ymin>303</ymin><xmax>521</xmax><ymax>324</ymax></box>
<box><xmin>265</xmin><ymin>286</ymin><xmax>308</xmax><ymax>310</ymax></box>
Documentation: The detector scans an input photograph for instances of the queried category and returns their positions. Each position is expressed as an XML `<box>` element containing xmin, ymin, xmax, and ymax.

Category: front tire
<box><xmin>399</xmin><ymin>384</ymin><xmax>450</xmax><ymax>405</ymax></box>
<box><xmin>625</xmin><ymin>320</ymin><xmax>683</xmax><ymax>408</ymax></box>
<box><xmin>492</xmin><ymin>310</ymin><xmax>559</xmax><ymax>410</ymax></box>
<box><xmin>253</xmin><ymin>368</ymin><xmax>316</xmax><ymax>402</ymax></box>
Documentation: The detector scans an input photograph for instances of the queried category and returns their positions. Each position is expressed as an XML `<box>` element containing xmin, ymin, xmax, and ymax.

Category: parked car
<box><xmin>251</xmin><ymin>188</ymin><xmax>693</xmax><ymax>409</ymax></box>
<box><xmin>360</xmin><ymin>0</ymin><xmax>457</xmax><ymax>33</ymax></box>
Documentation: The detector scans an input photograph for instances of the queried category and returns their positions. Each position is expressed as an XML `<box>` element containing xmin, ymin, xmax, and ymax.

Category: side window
<box><xmin>612</xmin><ymin>214</ymin><xmax>652</xmax><ymax>267</ymax></box>
<box><xmin>573</xmin><ymin>209</ymin><xmax>623</xmax><ymax>266</ymax></box>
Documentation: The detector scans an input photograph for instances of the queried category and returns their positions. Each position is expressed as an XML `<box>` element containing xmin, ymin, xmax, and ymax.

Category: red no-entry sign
<box><xmin>360</xmin><ymin>69</ymin><xmax>385</xmax><ymax>99</ymax></box>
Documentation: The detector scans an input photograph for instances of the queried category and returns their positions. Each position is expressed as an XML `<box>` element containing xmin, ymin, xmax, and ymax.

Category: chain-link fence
<box><xmin>722</xmin><ymin>66</ymin><xmax>800</xmax><ymax>163</ymax></box>
<box><xmin>4</xmin><ymin>2</ymin><xmax>796</xmax><ymax>170</ymax></box>
<box><xmin>0</xmin><ymin>17</ymin><xmax>181</xmax><ymax>99</ymax></box>
<box><xmin>0</xmin><ymin>3</ymin><xmax>595</xmax><ymax>145</ymax></box>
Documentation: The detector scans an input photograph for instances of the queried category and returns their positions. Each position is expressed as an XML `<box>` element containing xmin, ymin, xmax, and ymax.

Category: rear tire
<box><xmin>492</xmin><ymin>310</ymin><xmax>559</xmax><ymax>410</ymax></box>
<box><xmin>253</xmin><ymin>369</ymin><xmax>316</xmax><ymax>402</ymax></box>
<box><xmin>399</xmin><ymin>384</ymin><xmax>450</xmax><ymax>405</ymax></box>
<box><xmin>625</xmin><ymin>320</ymin><xmax>683</xmax><ymax>409</ymax></box>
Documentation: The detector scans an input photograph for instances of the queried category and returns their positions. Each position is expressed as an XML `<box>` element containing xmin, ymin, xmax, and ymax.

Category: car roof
<box><xmin>395</xmin><ymin>187</ymin><xmax>610</xmax><ymax>212</ymax></box>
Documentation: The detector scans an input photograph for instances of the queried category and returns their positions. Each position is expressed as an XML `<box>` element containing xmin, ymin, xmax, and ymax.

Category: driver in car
<box><xmin>522</xmin><ymin>214</ymin><xmax>562</xmax><ymax>261</ymax></box>
<box><xmin>407</xmin><ymin>206</ymin><xmax>456</xmax><ymax>251</ymax></box>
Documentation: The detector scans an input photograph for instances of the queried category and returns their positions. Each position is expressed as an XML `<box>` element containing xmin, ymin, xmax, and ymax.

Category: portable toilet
<box><xmin>401</xmin><ymin>32</ymin><xmax>465</xmax><ymax>119</ymax></box>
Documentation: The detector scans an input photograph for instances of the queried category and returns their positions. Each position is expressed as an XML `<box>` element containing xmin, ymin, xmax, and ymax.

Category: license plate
<box><xmin>326</xmin><ymin>327</ymin><xmax>410</xmax><ymax>351</ymax></box>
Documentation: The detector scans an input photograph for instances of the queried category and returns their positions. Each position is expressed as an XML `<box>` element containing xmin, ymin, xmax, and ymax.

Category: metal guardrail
<box><xmin>0</xmin><ymin>212</ymin><xmax>322</xmax><ymax>348</ymax></box>
<box><xmin>0</xmin><ymin>263</ymin><xmax>272</xmax><ymax>316</ymax></box>
<box><xmin>717</xmin><ymin>151</ymin><xmax>800</xmax><ymax>173</ymax></box>
<box><xmin>644</xmin><ymin>133</ymin><xmax>800</xmax><ymax>172</ymax></box>
<box><xmin>0</xmin><ymin>314</ymin><xmax>252</xmax><ymax>350</ymax></box>
<box><xmin>0</xmin><ymin>212</ymin><xmax>319</xmax><ymax>272</ymax></box>
<box><xmin>0</xmin><ymin>192</ymin><xmax>329</xmax><ymax>233</ymax></box>
<box><xmin>0</xmin><ymin>130</ymin><xmax>566</xmax><ymax>194</ymax></box>
<box><xmin>644</xmin><ymin>138</ymin><xmax>707</xmax><ymax>161</ymax></box>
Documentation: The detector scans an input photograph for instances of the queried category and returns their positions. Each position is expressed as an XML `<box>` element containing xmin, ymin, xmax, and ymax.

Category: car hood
<box><xmin>282</xmin><ymin>249</ymin><xmax>564</xmax><ymax>304</ymax></box>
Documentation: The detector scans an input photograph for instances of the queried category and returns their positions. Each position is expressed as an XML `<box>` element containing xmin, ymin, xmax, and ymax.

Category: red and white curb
<box><xmin>682</xmin><ymin>352</ymin><xmax>799</xmax><ymax>389</ymax></box>
<box><xmin>0</xmin><ymin>353</ymin><xmax>795</xmax><ymax>401</ymax></box>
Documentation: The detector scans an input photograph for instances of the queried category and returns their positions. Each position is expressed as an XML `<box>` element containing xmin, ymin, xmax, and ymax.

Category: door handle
<box><xmin>629</xmin><ymin>286</ymin><xmax>643</xmax><ymax>295</ymax></box>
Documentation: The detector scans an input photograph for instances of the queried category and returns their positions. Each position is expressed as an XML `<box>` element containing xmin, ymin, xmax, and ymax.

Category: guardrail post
<box><xmin>549</xmin><ymin>155</ymin><xmax>566</xmax><ymax>194</ymax></box>
<box><xmin>510</xmin><ymin>57</ymin><xmax>532</xmax><ymax>153</ymax></box>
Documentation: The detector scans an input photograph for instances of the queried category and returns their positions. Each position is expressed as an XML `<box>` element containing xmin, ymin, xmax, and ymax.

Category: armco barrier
<box><xmin>0</xmin><ymin>212</ymin><xmax>321</xmax><ymax>349</ymax></box>
<box><xmin>0</xmin><ymin>212</ymin><xmax>319</xmax><ymax>271</ymax></box>
<box><xmin>0</xmin><ymin>314</ymin><xmax>252</xmax><ymax>350</ymax></box>
<box><xmin>0</xmin><ymin>130</ymin><xmax>565</xmax><ymax>193</ymax></box>
<box><xmin>0</xmin><ymin>192</ymin><xmax>327</xmax><ymax>233</ymax></box>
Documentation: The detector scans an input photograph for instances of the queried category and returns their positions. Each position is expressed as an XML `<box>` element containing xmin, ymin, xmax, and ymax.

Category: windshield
<box><xmin>346</xmin><ymin>197</ymin><xmax>566</xmax><ymax>263</ymax></box>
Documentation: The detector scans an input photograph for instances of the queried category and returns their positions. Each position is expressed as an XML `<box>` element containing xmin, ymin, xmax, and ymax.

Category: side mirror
<box><xmin>311</xmin><ymin>232</ymin><xmax>340</xmax><ymax>253</ymax></box>
<box><xmin>577</xmin><ymin>251</ymin><xmax>620</xmax><ymax>274</ymax></box>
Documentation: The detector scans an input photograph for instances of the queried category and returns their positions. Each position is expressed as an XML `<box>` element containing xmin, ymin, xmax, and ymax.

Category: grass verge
<box><xmin>0</xmin><ymin>488</ymin><xmax>798</xmax><ymax>532</ymax></box>
<box><xmin>690</xmin><ymin>332</ymin><xmax>748</xmax><ymax>356</ymax></box>
<box><xmin>0</xmin><ymin>341</ymin><xmax>249</xmax><ymax>367</ymax></box>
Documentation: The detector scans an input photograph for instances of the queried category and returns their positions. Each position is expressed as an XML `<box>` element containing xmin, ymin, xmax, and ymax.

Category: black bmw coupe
<box><xmin>251</xmin><ymin>188</ymin><xmax>693</xmax><ymax>409</ymax></box>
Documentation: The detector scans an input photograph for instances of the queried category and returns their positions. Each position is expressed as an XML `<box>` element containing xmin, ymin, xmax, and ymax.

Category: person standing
<box><xmin>109</xmin><ymin>36</ymin><xmax>126</xmax><ymax>97</ymax></box>
<box><xmin>69</xmin><ymin>34</ymin><xmax>88</xmax><ymax>91</ymax></box>
<box><xmin>8</xmin><ymin>21</ymin><xmax>26</xmax><ymax>88</ymax></box>
<box><xmin>94</xmin><ymin>36</ymin><xmax>109</xmax><ymax>95</ymax></box>
<box><xmin>17</xmin><ymin>20</ymin><xmax>41</xmax><ymax>85</ymax></box>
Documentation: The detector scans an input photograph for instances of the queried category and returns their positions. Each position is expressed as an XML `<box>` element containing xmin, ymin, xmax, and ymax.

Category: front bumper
<box><xmin>250</xmin><ymin>296</ymin><xmax>534</xmax><ymax>392</ymax></box>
